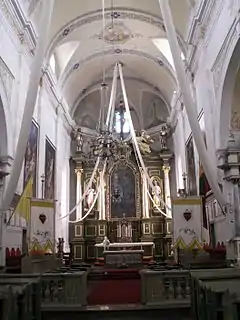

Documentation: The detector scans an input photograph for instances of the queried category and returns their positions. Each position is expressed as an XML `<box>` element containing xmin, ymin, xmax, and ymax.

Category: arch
<box><xmin>219</xmin><ymin>38</ymin><xmax>240</xmax><ymax>147</ymax></box>
<box><xmin>72</xmin><ymin>77</ymin><xmax>170</xmax><ymax>116</ymax></box>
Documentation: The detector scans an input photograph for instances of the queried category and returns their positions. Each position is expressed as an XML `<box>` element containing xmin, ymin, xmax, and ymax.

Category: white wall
<box><xmin>0</xmin><ymin>1</ymin><xmax>72</xmax><ymax>264</ymax></box>
<box><xmin>173</xmin><ymin>0</ymin><xmax>240</xmax><ymax>244</ymax></box>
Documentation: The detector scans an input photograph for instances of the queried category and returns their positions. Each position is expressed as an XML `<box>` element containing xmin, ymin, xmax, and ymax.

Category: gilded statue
<box><xmin>135</xmin><ymin>130</ymin><xmax>154</xmax><ymax>155</ymax></box>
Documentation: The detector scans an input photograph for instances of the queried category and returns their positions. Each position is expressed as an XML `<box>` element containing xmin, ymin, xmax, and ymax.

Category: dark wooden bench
<box><xmin>191</xmin><ymin>268</ymin><xmax>240</xmax><ymax>320</ymax></box>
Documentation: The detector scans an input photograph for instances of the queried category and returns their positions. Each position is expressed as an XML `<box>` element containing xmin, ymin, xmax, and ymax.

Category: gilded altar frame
<box><xmin>106</xmin><ymin>159</ymin><xmax>141</xmax><ymax>220</ymax></box>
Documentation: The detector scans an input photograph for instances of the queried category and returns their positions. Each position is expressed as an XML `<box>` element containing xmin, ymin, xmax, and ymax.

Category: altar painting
<box><xmin>110</xmin><ymin>165</ymin><xmax>136</xmax><ymax>218</ymax></box>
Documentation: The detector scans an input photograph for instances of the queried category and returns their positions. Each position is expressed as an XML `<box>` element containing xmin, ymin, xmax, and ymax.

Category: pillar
<box><xmin>158</xmin><ymin>0</ymin><xmax>225</xmax><ymax>209</ymax></box>
<box><xmin>98</xmin><ymin>169</ymin><xmax>106</xmax><ymax>220</ymax></box>
<box><xmin>141</xmin><ymin>169</ymin><xmax>149</xmax><ymax>219</ymax></box>
<box><xmin>101</xmin><ymin>171</ymin><xmax>106</xmax><ymax>220</ymax></box>
<box><xmin>162</xmin><ymin>164</ymin><xmax>172</xmax><ymax>218</ymax></box>
<box><xmin>75</xmin><ymin>168</ymin><xmax>83</xmax><ymax>221</ymax></box>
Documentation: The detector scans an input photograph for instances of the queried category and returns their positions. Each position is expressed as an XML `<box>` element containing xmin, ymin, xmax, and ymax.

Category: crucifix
<box><xmin>118</xmin><ymin>100</ymin><xmax>125</xmax><ymax>141</ymax></box>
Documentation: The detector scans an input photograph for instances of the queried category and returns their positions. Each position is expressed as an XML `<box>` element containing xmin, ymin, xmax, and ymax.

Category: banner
<box><xmin>172</xmin><ymin>197</ymin><xmax>205</xmax><ymax>250</ymax></box>
<box><xmin>29</xmin><ymin>199</ymin><xmax>55</xmax><ymax>254</ymax></box>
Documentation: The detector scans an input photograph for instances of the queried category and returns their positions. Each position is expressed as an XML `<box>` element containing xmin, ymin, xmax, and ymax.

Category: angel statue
<box><xmin>135</xmin><ymin>130</ymin><xmax>154</xmax><ymax>155</ymax></box>
<box><xmin>72</xmin><ymin>127</ymin><xmax>83</xmax><ymax>153</ymax></box>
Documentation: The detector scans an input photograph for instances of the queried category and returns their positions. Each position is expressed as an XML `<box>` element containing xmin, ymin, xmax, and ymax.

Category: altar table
<box><xmin>104</xmin><ymin>250</ymin><xmax>143</xmax><ymax>266</ymax></box>
<box><xmin>95</xmin><ymin>242</ymin><xmax>154</xmax><ymax>264</ymax></box>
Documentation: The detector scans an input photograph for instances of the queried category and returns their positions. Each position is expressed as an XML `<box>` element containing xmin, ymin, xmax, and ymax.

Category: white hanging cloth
<box><xmin>158</xmin><ymin>0</ymin><xmax>225</xmax><ymax>210</ymax></box>
<box><xmin>59</xmin><ymin>63</ymin><xmax>118</xmax><ymax>220</ymax></box>
<box><xmin>69</xmin><ymin>160</ymin><xmax>107</xmax><ymax>223</ymax></box>
<box><xmin>118</xmin><ymin>63</ymin><xmax>172</xmax><ymax>216</ymax></box>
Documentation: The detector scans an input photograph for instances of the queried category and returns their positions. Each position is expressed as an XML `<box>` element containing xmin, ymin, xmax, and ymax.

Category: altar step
<box><xmin>42</xmin><ymin>305</ymin><xmax>193</xmax><ymax>320</ymax></box>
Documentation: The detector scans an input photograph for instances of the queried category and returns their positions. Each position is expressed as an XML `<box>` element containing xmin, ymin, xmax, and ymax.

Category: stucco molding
<box><xmin>187</xmin><ymin>0</ymin><xmax>223</xmax><ymax>72</ymax></box>
<box><xmin>47</xmin><ymin>7</ymin><xmax>186</xmax><ymax>59</ymax></box>
<box><xmin>211</xmin><ymin>17</ymin><xmax>239</xmax><ymax>98</ymax></box>
<box><xmin>0</xmin><ymin>0</ymin><xmax>36</xmax><ymax>53</ymax></box>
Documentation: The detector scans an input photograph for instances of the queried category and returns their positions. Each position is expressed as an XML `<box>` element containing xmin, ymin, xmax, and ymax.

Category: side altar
<box><xmin>68</xmin><ymin>128</ymin><xmax>173</xmax><ymax>263</ymax></box>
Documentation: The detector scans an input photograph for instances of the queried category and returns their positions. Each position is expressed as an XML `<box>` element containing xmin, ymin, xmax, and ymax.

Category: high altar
<box><xmin>68</xmin><ymin>128</ymin><xmax>173</xmax><ymax>262</ymax></box>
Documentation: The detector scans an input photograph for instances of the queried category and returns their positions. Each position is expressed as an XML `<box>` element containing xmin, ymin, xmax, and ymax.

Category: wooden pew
<box><xmin>191</xmin><ymin>269</ymin><xmax>240</xmax><ymax>320</ymax></box>
<box><xmin>0</xmin><ymin>276</ymin><xmax>41</xmax><ymax>320</ymax></box>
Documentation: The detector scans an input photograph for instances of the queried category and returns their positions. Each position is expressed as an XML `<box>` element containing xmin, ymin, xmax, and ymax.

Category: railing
<box><xmin>41</xmin><ymin>271</ymin><xmax>87</xmax><ymax>306</ymax></box>
<box><xmin>140</xmin><ymin>270</ymin><xmax>191</xmax><ymax>307</ymax></box>
<box><xmin>0</xmin><ymin>270</ymin><xmax>87</xmax><ymax>315</ymax></box>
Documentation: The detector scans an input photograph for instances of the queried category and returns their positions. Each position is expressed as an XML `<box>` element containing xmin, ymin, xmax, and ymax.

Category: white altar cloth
<box><xmin>95</xmin><ymin>242</ymin><xmax>154</xmax><ymax>248</ymax></box>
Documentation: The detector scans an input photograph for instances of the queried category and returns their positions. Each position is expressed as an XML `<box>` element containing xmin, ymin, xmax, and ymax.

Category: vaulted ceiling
<box><xmin>27</xmin><ymin>0</ymin><xmax>193</xmax><ymax>128</ymax></box>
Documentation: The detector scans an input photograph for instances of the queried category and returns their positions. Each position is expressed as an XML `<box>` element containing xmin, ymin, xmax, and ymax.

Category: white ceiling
<box><xmin>32</xmin><ymin>0</ymin><xmax>192</xmax><ymax>113</ymax></box>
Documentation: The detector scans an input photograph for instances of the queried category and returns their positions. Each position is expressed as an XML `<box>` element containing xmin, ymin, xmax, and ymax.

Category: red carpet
<box><xmin>87</xmin><ymin>279</ymin><xmax>141</xmax><ymax>305</ymax></box>
<box><xmin>87</xmin><ymin>268</ymin><xmax>141</xmax><ymax>305</ymax></box>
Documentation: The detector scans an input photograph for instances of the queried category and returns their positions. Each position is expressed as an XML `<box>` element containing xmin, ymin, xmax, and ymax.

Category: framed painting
<box><xmin>186</xmin><ymin>136</ymin><xmax>197</xmax><ymax>195</ymax></box>
<box><xmin>23</xmin><ymin>119</ymin><xmax>39</xmax><ymax>196</ymax></box>
<box><xmin>44</xmin><ymin>138</ymin><xmax>55</xmax><ymax>200</ymax></box>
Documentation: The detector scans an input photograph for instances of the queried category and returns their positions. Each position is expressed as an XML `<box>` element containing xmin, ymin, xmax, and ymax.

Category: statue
<box><xmin>86</xmin><ymin>185</ymin><xmax>95</xmax><ymax>209</ymax></box>
<box><xmin>72</xmin><ymin>128</ymin><xmax>83</xmax><ymax>153</ymax></box>
<box><xmin>159</xmin><ymin>125</ymin><xmax>169</xmax><ymax>150</ymax></box>
<box><xmin>102</xmin><ymin>236</ymin><xmax>110</xmax><ymax>250</ymax></box>
<box><xmin>152</xmin><ymin>179</ymin><xmax>162</xmax><ymax>208</ymax></box>
<box><xmin>57</xmin><ymin>237</ymin><xmax>64</xmax><ymax>258</ymax></box>
<box><xmin>135</xmin><ymin>130</ymin><xmax>154</xmax><ymax>155</ymax></box>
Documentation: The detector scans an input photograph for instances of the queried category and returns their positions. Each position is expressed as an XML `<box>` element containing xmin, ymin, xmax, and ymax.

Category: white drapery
<box><xmin>60</xmin><ymin>65</ymin><xmax>118</xmax><ymax>220</ymax></box>
<box><xmin>118</xmin><ymin>63</ymin><xmax>171</xmax><ymax>217</ymax></box>
<box><xmin>158</xmin><ymin>0</ymin><xmax>225</xmax><ymax>210</ymax></box>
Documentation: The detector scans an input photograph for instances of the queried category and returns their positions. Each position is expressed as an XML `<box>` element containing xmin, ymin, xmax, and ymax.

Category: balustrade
<box><xmin>41</xmin><ymin>271</ymin><xmax>87</xmax><ymax>306</ymax></box>
<box><xmin>140</xmin><ymin>270</ymin><xmax>191</xmax><ymax>306</ymax></box>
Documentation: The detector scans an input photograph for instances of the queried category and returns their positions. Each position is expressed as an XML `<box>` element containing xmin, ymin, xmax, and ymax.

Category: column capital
<box><xmin>162</xmin><ymin>164</ymin><xmax>171</xmax><ymax>174</ymax></box>
<box><xmin>75</xmin><ymin>168</ymin><xmax>83</xmax><ymax>175</ymax></box>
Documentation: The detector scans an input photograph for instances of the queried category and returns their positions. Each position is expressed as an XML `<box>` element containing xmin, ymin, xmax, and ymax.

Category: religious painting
<box><xmin>186</xmin><ymin>137</ymin><xmax>197</xmax><ymax>195</ymax></box>
<box><xmin>23</xmin><ymin>119</ymin><xmax>39</xmax><ymax>196</ymax></box>
<box><xmin>199</xmin><ymin>131</ymin><xmax>210</xmax><ymax>229</ymax></box>
<box><xmin>110</xmin><ymin>165</ymin><xmax>136</xmax><ymax>218</ymax></box>
<box><xmin>44</xmin><ymin>138</ymin><xmax>55</xmax><ymax>200</ymax></box>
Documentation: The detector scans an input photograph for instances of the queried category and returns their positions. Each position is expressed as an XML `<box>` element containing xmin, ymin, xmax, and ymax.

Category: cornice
<box><xmin>0</xmin><ymin>0</ymin><xmax>37</xmax><ymax>54</ymax></box>
<box><xmin>186</xmin><ymin>0</ymin><xmax>209</xmax><ymax>44</ymax></box>
<box><xmin>186</xmin><ymin>0</ymin><xmax>221</xmax><ymax>72</ymax></box>
<box><xmin>42</xmin><ymin>68</ymin><xmax>73</xmax><ymax>132</ymax></box>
